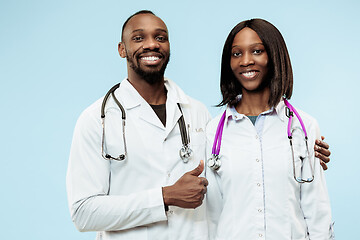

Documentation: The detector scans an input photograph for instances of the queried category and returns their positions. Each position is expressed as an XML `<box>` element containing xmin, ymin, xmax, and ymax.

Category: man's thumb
<box><xmin>188</xmin><ymin>160</ymin><xmax>204</xmax><ymax>176</ymax></box>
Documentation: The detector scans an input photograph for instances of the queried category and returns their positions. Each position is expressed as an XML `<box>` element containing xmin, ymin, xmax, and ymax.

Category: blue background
<box><xmin>1</xmin><ymin>0</ymin><xmax>358</xmax><ymax>239</ymax></box>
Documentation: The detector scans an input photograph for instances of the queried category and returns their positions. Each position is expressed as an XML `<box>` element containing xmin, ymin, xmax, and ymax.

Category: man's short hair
<box><xmin>121</xmin><ymin>10</ymin><xmax>156</xmax><ymax>41</ymax></box>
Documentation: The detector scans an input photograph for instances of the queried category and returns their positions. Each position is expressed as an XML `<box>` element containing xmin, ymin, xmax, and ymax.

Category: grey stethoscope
<box><xmin>208</xmin><ymin>98</ymin><xmax>314</xmax><ymax>183</ymax></box>
<box><xmin>101</xmin><ymin>83</ymin><xmax>193</xmax><ymax>163</ymax></box>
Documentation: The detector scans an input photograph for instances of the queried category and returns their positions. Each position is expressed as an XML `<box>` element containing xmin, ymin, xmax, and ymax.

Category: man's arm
<box><xmin>67</xmin><ymin>110</ymin><xmax>208</xmax><ymax>232</ymax></box>
<box><xmin>162</xmin><ymin>160</ymin><xmax>208</xmax><ymax>209</ymax></box>
<box><xmin>314</xmin><ymin>136</ymin><xmax>331</xmax><ymax>170</ymax></box>
<box><xmin>66</xmin><ymin>111</ymin><xmax>167</xmax><ymax>232</ymax></box>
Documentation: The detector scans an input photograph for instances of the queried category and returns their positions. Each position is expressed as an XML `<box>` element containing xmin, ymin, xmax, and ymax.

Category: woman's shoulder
<box><xmin>279</xmin><ymin>100</ymin><xmax>318</xmax><ymax>126</ymax></box>
<box><xmin>288</xmin><ymin>105</ymin><xmax>319</xmax><ymax>129</ymax></box>
<box><xmin>206</xmin><ymin>110</ymin><xmax>227</xmax><ymax>135</ymax></box>
<box><xmin>284</xmin><ymin>103</ymin><xmax>320</xmax><ymax>139</ymax></box>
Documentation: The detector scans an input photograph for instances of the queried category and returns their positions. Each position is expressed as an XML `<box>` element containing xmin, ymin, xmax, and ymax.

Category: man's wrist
<box><xmin>162</xmin><ymin>187</ymin><xmax>170</xmax><ymax>211</ymax></box>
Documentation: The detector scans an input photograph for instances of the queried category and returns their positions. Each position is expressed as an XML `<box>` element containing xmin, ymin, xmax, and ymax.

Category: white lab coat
<box><xmin>66</xmin><ymin>78</ymin><xmax>211</xmax><ymax>240</ymax></box>
<box><xmin>205</xmin><ymin>100</ymin><xmax>334</xmax><ymax>240</ymax></box>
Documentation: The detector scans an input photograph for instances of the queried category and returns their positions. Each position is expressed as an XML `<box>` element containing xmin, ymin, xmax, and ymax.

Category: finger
<box><xmin>321</xmin><ymin>136</ymin><xmax>325</xmax><ymax>141</ymax></box>
<box><xmin>199</xmin><ymin>177</ymin><xmax>208</xmax><ymax>186</ymax></box>
<box><xmin>315</xmin><ymin>151</ymin><xmax>330</xmax><ymax>163</ymax></box>
<box><xmin>188</xmin><ymin>160</ymin><xmax>204</xmax><ymax>176</ymax></box>
<box><xmin>198</xmin><ymin>193</ymin><xmax>205</xmax><ymax>202</ymax></box>
<box><xmin>315</xmin><ymin>145</ymin><xmax>331</xmax><ymax>158</ymax></box>
<box><xmin>316</xmin><ymin>139</ymin><xmax>330</xmax><ymax>150</ymax></box>
<box><xmin>320</xmin><ymin>160</ymin><xmax>328</xmax><ymax>171</ymax></box>
<box><xmin>202</xmin><ymin>186</ymin><xmax>207</xmax><ymax>195</ymax></box>
<box><xmin>196</xmin><ymin>199</ymin><xmax>204</xmax><ymax>208</ymax></box>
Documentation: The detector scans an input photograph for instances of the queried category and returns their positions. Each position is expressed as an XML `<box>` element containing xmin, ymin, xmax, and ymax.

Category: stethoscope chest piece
<box><xmin>208</xmin><ymin>154</ymin><xmax>221</xmax><ymax>171</ymax></box>
<box><xmin>179</xmin><ymin>145</ymin><xmax>193</xmax><ymax>163</ymax></box>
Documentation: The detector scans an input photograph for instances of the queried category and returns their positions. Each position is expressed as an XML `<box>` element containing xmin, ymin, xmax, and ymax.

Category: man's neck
<box><xmin>127</xmin><ymin>72</ymin><xmax>167</xmax><ymax>105</ymax></box>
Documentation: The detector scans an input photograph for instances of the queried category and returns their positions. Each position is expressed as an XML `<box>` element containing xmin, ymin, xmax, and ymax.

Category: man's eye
<box><xmin>133</xmin><ymin>36</ymin><xmax>143</xmax><ymax>41</ymax></box>
<box><xmin>155</xmin><ymin>36</ymin><xmax>167</xmax><ymax>42</ymax></box>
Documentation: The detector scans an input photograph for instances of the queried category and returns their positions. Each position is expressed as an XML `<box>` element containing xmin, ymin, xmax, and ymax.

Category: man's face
<box><xmin>119</xmin><ymin>14</ymin><xmax>170</xmax><ymax>84</ymax></box>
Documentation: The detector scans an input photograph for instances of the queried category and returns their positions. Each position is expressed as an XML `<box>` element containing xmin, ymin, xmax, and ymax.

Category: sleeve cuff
<box><xmin>148</xmin><ymin>187</ymin><xmax>168</xmax><ymax>222</ymax></box>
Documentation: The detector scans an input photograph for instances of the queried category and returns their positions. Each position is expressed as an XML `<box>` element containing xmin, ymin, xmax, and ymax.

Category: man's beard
<box><xmin>127</xmin><ymin>53</ymin><xmax>170</xmax><ymax>85</ymax></box>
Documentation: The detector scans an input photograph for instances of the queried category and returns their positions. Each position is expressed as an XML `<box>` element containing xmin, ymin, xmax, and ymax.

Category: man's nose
<box><xmin>143</xmin><ymin>38</ymin><xmax>160</xmax><ymax>50</ymax></box>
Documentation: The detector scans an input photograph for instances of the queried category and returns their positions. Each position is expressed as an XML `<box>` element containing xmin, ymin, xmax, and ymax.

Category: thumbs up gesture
<box><xmin>162</xmin><ymin>160</ymin><xmax>208</xmax><ymax>209</ymax></box>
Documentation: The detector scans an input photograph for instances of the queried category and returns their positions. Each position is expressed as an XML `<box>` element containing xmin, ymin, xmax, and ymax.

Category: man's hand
<box><xmin>162</xmin><ymin>160</ymin><xmax>208</xmax><ymax>209</ymax></box>
<box><xmin>314</xmin><ymin>136</ymin><xmax>331</xmax><ymax>170</ymax></box>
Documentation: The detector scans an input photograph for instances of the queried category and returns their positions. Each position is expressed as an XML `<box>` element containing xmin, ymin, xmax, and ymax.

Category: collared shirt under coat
<box><xmin>66</xmin><ymin>78</ymin><xmax>211</xmax><ymax>240</ymax></box>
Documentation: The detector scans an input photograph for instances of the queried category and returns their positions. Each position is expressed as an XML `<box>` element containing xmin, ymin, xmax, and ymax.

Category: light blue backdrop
<box><xmin>1</xmin><ymin>0</ymin><xmax>358</xmax><ymax>239</ymax></box>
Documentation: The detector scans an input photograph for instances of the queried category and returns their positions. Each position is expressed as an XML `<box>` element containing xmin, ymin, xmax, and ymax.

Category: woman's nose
<box><xmin>240</xmin><ymin>52</ymin><xmax>254</xmax><ymax>66</ymax></box>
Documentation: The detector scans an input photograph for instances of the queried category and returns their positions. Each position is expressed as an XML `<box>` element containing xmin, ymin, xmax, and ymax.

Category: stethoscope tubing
<box><xmin>177</xmin><ymin>103</ymin><xmax>190</xmax><ymax>146</ymax></box>
<box><xmin>101</xmin><ymin>82</ymin><xmax>192</xmax><ymax>163</ymax></box>
<box><xmin>101</xmin><ymin>83</ymin><xmax>122</xmax><ymax>119</ymax></box>
<box><xmin>283</xmin><ymin>99</ymin><xmax>307</xmax><ymax>139</ymax></box>
<box><xmin>209</xmin><ymin>98</ymin><xmax>314</xmax><ymax>183</ymax></box>
<box><xmin>212</xmin><ymin>111</ymin><xmax>226</xmax><ymax>156</ymax></box>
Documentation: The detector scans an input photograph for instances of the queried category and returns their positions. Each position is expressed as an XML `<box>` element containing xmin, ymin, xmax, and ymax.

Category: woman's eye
<box><xmin>232</xmin><ymin>52</ymin><xmax>241</xmax><ymax>57</ymax></box>
<box><xmin>253</xmin><ymin>49</ymin><xmax>263</xmax><ymax>54</ymax></box>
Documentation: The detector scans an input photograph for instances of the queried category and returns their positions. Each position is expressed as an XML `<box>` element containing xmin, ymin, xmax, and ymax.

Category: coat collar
<box><xmin>115</xmin><ymin>77</ymin><xmax>190</xmax><ymax>110</ymax></box>
<box><xmin>109</xmin><ymin>77</ymin><xmax>190</xmax><ymax>132</ymax></box>
<box><xmin>224</xmin><ymin>95</ymin><xmax>286</xmax><ymax>125</ymax></box>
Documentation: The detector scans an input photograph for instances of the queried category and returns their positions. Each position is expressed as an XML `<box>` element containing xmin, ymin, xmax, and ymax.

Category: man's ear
<box><xmin>118</xmin><ymin>42</ymin><xmax>126</xmax><ymax>58</ymax></box>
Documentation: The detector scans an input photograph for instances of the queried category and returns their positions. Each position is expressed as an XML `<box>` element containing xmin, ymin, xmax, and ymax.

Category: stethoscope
<box><xmin>207</xmin><ymin>98</ymin><xmax>314</xmax><ymax>183</ymax></box>
<box><xmin>101</xmin><ymin>82</ymin><xmax>193</xmax><ymax>163</ymax></box>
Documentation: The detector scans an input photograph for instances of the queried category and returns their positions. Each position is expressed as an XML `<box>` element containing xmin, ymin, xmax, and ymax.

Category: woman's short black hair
<box><xmin>218</xmin><ymin>18</ymin><xmax>293</xmax><ymax>107</ymax></box>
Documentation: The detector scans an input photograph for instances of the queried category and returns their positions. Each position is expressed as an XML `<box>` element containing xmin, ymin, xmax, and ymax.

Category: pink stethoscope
<box><xmin>207</xmin><ymin>98</ymin><xmax>314</xmax><ymax>183</ymax></box>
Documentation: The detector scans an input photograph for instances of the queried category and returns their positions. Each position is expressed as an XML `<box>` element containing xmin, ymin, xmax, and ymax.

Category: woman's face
<box><xmin>230</xmin><ymin>27</ymin><xmax>269</xmax><ymax>93</ymax></box>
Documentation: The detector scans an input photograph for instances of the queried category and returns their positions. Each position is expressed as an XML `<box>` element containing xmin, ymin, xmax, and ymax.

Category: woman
<box><xmin>206</xmin><ymin>19</ymin><xmax>334</xmax><ymax>239</ymax></box>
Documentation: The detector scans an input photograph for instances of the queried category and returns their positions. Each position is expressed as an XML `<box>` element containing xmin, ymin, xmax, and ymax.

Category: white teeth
<box><xmin>141</xmin><ymin>56</ymin><xmax>159</xmax><ymax>61</ymax></box>
<box><xmin>242</xmin><ymin>71</ymin><xmax>256</xmax><ymax>78</ymax></box>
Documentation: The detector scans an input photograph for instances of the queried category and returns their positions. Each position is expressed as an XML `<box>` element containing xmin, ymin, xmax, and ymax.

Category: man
<box><xmin>66</xmin><ymin>10</ymin><xmax>331</xmax><ymax>240</ymax></box>
<box><xmin>67</xmin><ymin>10</ymin><xmax>211</xmax><ymax>240</ymax></box>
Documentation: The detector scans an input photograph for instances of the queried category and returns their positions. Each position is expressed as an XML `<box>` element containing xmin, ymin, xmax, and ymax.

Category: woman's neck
<box><xmin>235</xmin><ymin>87</ymin><xmax>271</xmax><ymax>116</ymax></box>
